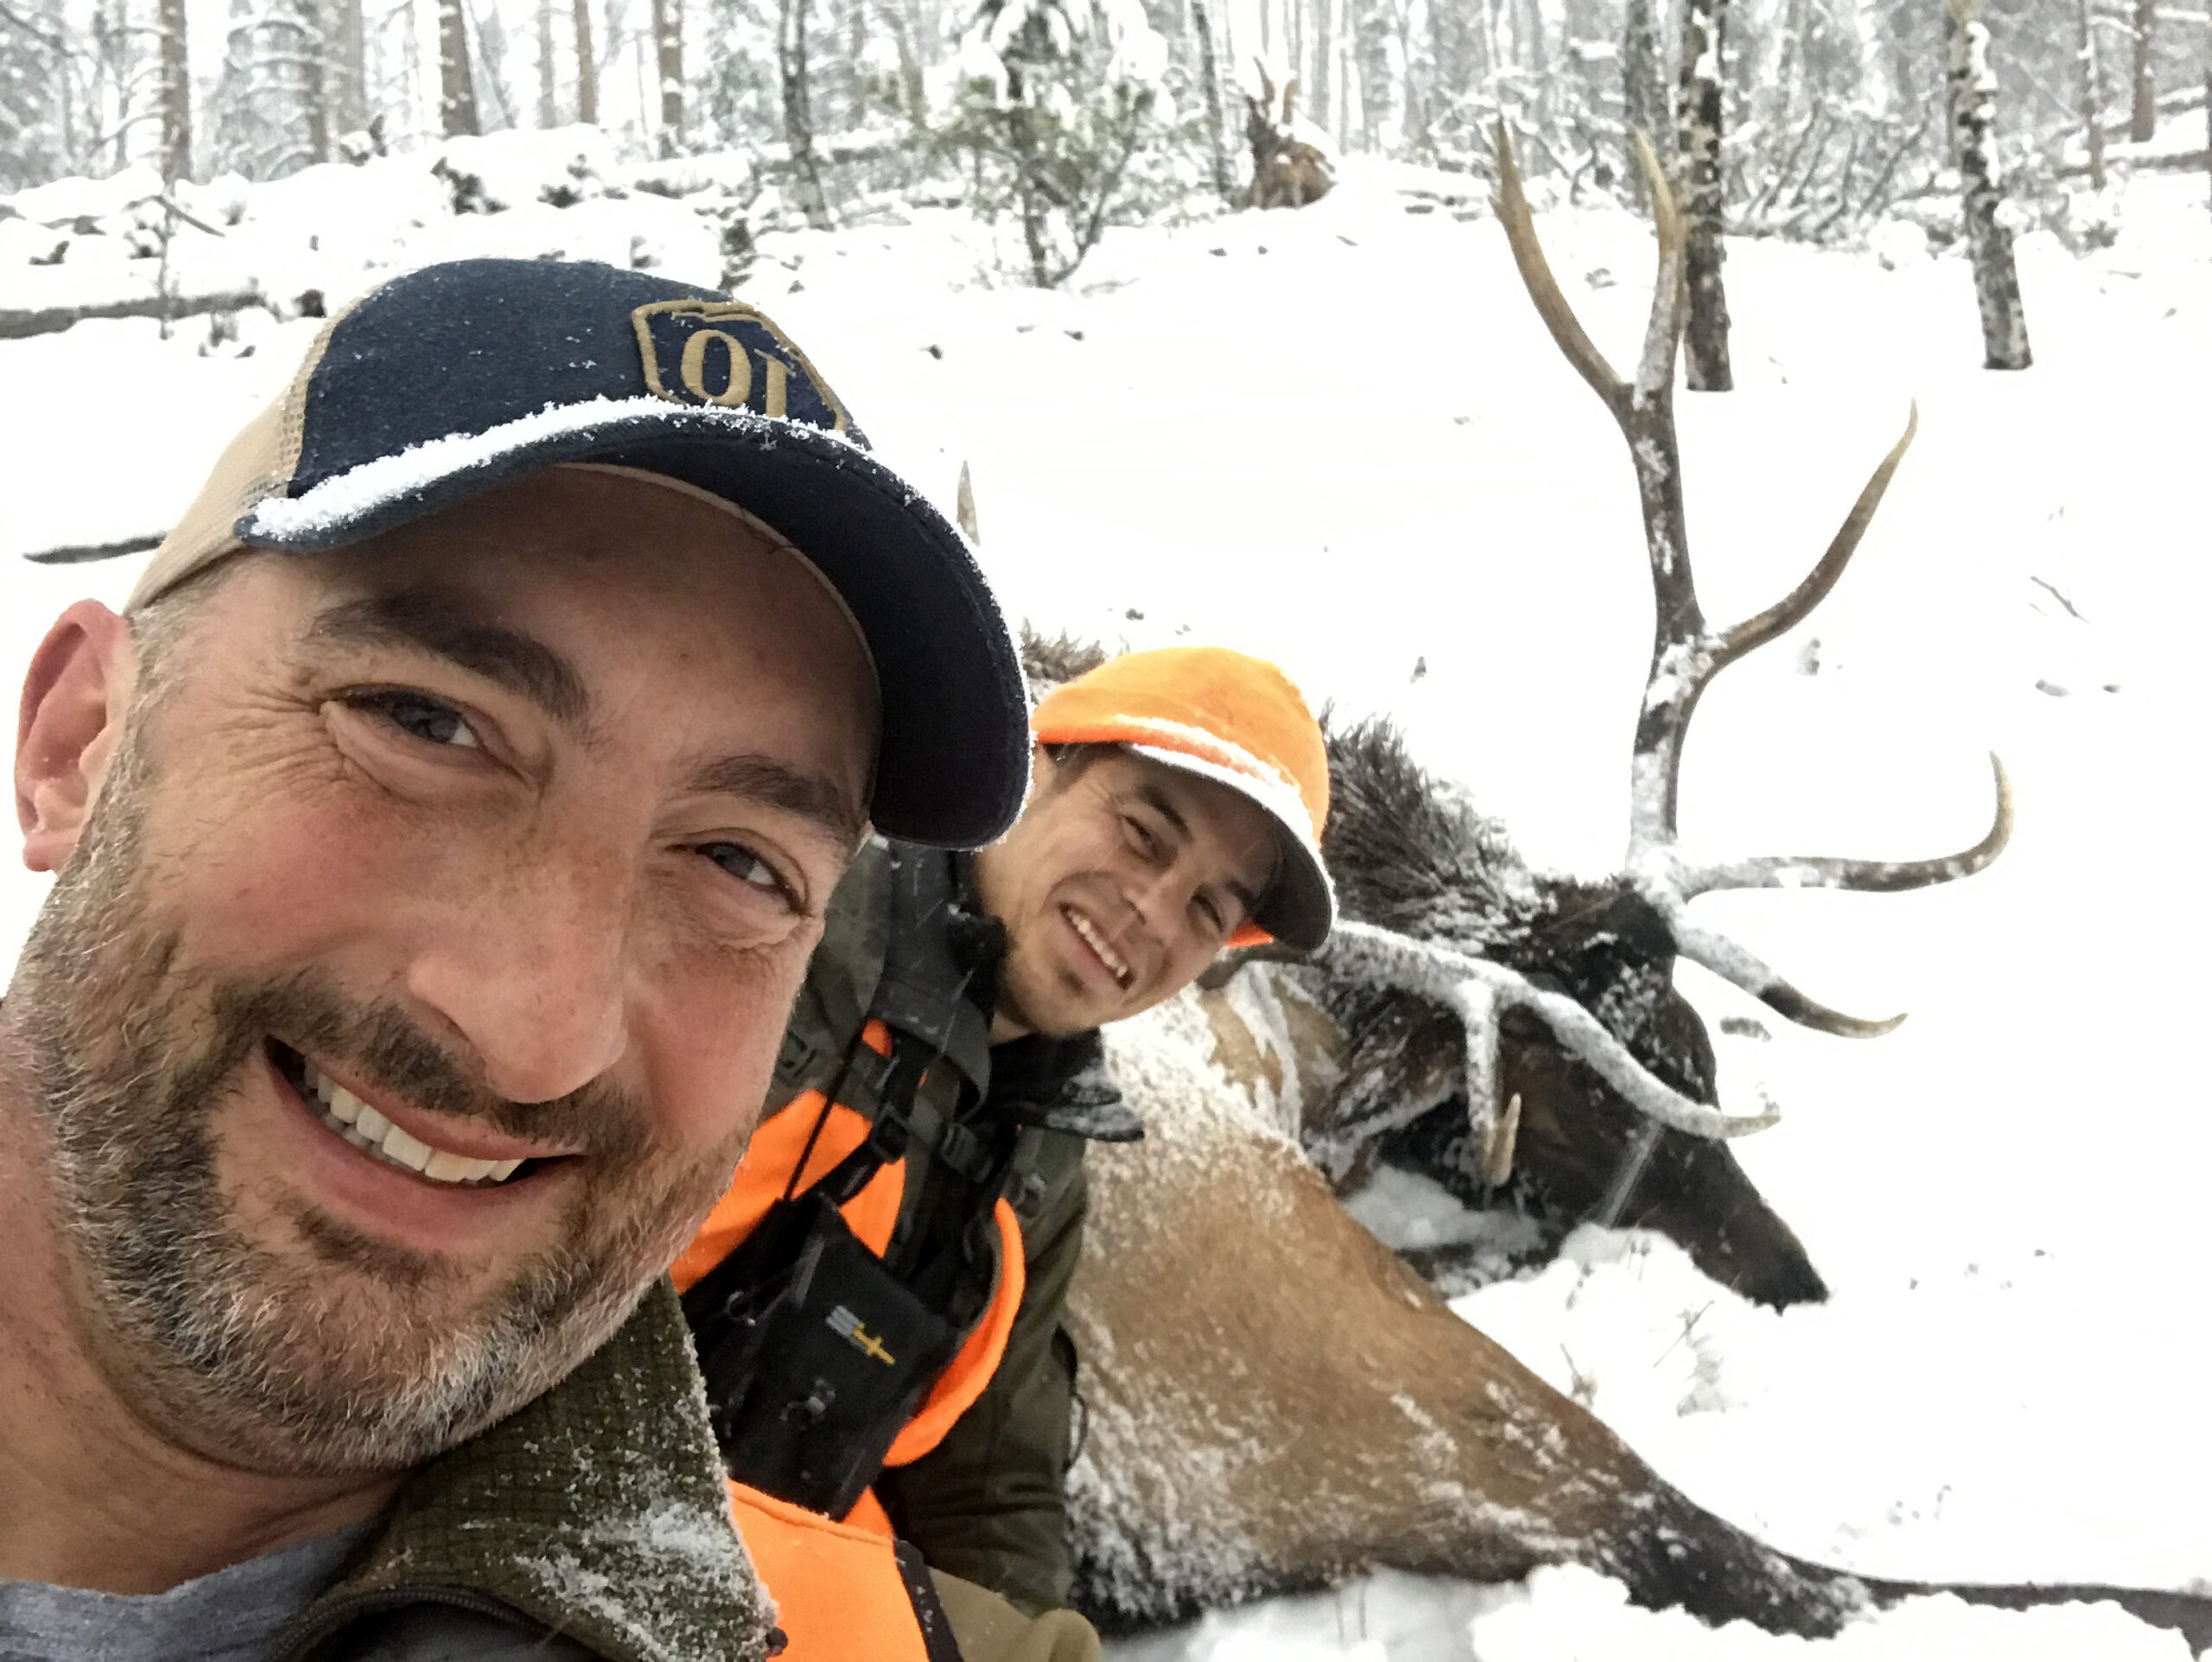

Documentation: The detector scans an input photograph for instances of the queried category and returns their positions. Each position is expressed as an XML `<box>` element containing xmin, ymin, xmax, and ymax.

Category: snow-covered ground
<box><xmin>4</xmin><ymin>142</ymin><xmax>2209</xmax><ymax>1658</ymax></box>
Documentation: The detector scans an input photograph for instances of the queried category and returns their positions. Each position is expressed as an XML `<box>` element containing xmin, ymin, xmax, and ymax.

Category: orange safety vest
<box><xmin>674</xmin><ymin>1022</ymin><xmax>1027</xmax><ymax>1660</ymax></box>
<box><xmin>727</xmin><ymin>1481</ymin><xmax>962</xmax><ymax>1662</ymax></box>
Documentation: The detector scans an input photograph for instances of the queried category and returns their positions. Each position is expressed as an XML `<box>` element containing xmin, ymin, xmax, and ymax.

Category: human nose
<box><xmin>404</xmin><ymin>850</ymin><xmax>633</xmax><ymax>1105</ymax></box>
<box><xmin>1122</xmin><ymin>863</ymin><xmax>1190</xmax><ymax>950</ymax></box>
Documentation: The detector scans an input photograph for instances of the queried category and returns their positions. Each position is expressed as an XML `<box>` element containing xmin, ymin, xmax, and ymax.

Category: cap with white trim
<box><xmin>1029</xmin><ymin>646</ymin><xmax>1335</xmax><ymax>952</ymax></box>
<box><xmin>130</xmin><ymin>257</ymin><xmax>1030</xmax><ymax>851</ymax></box>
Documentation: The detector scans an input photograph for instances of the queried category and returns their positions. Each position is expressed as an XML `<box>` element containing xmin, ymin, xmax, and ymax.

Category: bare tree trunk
<box><xmin>651</xmin><ymin>0</ymin><xmax>681</xmax><ymax>147</ymax></box>
<box><xmin>536</xmin><ymin>0</ymin><xmax>555</xmax><ymax>124</ymax></box>
<box><xmin>1621</xmin><ymin>0</ymin><xmax>1666</xmax><ymax>202</ymax></box>
<box><xmin>158</xmin><ymin>0</ymin><xmax>190</xmax><ymax>181</ymax></box>
<box><xmin>301</xmin><ymin>0</ymin><xmax>329</xmax><ymax>162</ymax></box>
<box><xmin>439</xmin><ymin>0</ymin><xmax>480</xmax><ymax>132</ymax></box>
<box><xmin>778</xmin><ymin>0</ymin><xmax>830</xmax><ymax>227</ymax></box>
<box><xmin>2126</xmin><ymin>0</ymin><xmax>2153</xmax><ymax>141</ymax></box>
<box><xmin>1675</xmin><ymin>0</ymin><xmax>1731</xmax><ymax>388</ymax></box>
<box><xmin>1943</xmin><ymin>0</ymin><xmax>2029</xmax><ymax>369</ymax></box>
<box><xmin>571</xmin><ymin>0</ymin><xmax>595</xmax><ymax>121</ymax></box>
<box><xmin>2075</xmin><ymin>0</ymin><xmax>2105</xmax><ymax>188</ymax></box>
<box><xmin>1518</xmin><ymin>0</ymin><xmax>1548</xmax><ymax>130</ymax></box>
<box><xmin>1192</xmin><ymin>0</ymin><xmax>1233</xmax><ymax>200</ymax></box>
<box><xmin>334</xmin><ymin>0</ymin><xmax>366</xmax><ymax>135</ymax></box>
<box><xmin>1309</xmin><ymin>0</ymin><xmax>1332</xmax><ymax>131</ymax></box>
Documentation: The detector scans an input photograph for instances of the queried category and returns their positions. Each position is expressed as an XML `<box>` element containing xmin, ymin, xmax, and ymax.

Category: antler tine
<box><xmin>1659</xmin><ymin>905</ymin><xmax>1905</xmax><ymax>1037</ymax></box>
<box><xmin>1491</xmin><ymin>124</ymin><xmax>1626</xmax><ymax>411</ymax></box>
<box><xmin>1491</xmin><ymin>120</ymin><xmax>1703</xmax><ymax>849</ymax></box>
<box><xmin>1325</xmin><ymin>921</ymin><xmax>1779</xmax><ymax>1139</ymax></box>
<box><xmin>1713</xmin><ymin>404</ymin><xmax>1920</xmax><ymax>672</ymax></box>
<box><xmin>1627</xmin><ymin>126</ymin><xmax>1688</xmax><ymax>404</ymax></box>
<box><xmin>956</xmin><ymin>460</ymin><xmax>981</xmax><ymax>544</ymax></box>
<box><xmin>1677</xmin><ymin>754</ymin><xmax>2012</xmax><ymax>899</ymax></box>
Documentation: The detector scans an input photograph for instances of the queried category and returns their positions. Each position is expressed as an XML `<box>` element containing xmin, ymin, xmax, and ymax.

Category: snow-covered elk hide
<box><xmin>1021</xmin><ymin>131</ymin><xmax>2212</xmax><ymax>1651</ymax></box>
<box><xmin>1243</xmin><ymin>68</ymin><xmax>1335</xmax><ymax>210</ymax></box>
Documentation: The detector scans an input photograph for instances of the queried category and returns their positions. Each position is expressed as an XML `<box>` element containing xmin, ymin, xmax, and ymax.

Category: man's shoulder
<box><xmin>295</xmin><ymin>1283</ymin><xmax>772</xmax><ymax>1662</ymax></box>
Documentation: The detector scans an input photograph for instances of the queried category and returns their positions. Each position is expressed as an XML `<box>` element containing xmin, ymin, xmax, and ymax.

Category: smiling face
<box><xmin>974</xmin><ymin>748</ymin><xmax>1280</xmax><ymax>1039</ymax></box>
<box><xmin>3</xmin><ymin>468</ymin><xmax>875</xmax><ymax>1477</ymax></box>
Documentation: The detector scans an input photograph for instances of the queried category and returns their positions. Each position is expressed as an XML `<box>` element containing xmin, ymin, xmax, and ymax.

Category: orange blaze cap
<box><xmin>1029</xmin><ymin>646</ymin><xmax>1334</xmax><ymax>952</ymax></box>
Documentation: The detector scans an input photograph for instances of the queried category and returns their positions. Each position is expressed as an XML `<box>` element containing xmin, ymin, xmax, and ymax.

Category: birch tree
<box><xmin>1942</xmin><ymin>0</ymin><xmax>2028</xmax><ymax>370</ymax></box>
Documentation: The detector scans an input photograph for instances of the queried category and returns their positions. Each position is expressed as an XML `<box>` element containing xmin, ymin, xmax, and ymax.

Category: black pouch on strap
<box><xmin>683</xmin><ymin>1191</ymin><xmax>963</xmax><ymax>1519</ymax></box>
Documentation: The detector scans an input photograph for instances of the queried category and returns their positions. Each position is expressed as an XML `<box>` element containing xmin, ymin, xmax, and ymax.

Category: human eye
<box><xmin>346</xmin><ymin>689</ymin><xmax>481</xmax><ymax>749</ymax></box>
<box><xmin>697</xmin><ymin>839</ymin><xmax>802</xmax><ymax>911</ymax></box>
<box><xmin>1194</xmin><ymin>890</ymin><xmax>1230</xmax><ymax>936</ymax></box>
<box><xmin>1121</xmin><ymin>813</ymin><xmax>1160</xmax><ymax>858</ymax></box>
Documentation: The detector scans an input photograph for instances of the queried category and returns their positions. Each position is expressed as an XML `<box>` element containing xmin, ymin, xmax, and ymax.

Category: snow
<box><xmin>5</xmin><ymin>134</ymin><xmax>2211</xmax><ymax>1657</ymax></box>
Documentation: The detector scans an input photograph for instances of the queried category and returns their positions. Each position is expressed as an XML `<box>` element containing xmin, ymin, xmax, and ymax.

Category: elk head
<box><xmin>1200</xmin><ymin>128</ymin><xmax>2008</xmax><ymax>1299</ymax></box>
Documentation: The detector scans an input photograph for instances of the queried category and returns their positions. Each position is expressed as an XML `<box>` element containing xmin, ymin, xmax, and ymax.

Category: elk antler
<box><xmin>1322</xmin><ymin>921</ymin><xmax>1780</xmax><ymax>1144</ymax></box>
<box><xmin>1491</xmin><ymin>126</ymin><xmax>2011</xmax><ymax>1039</ymax></box>
<box><xmin>957</xmin><ymin>461</ymin><xmax>981</xmax><ymax>544</ymax></box>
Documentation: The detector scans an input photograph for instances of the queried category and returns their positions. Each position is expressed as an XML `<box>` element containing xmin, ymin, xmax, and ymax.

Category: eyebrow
<box><xmin>309</xmin><ymin>592</ymin><xmax>593</xmax><ymax>729</ymax></box>
<box><xmin>312</xmin><ymin>591</ymin><xmax>867</xmax><ymax>850</ymax></box>
<box><xmin>688</xmin><ymin>754</ymin><xmax>868</xmax><ymax>851</ymax></box>
<box><xmin>1135</xmin><ymin>781</ymin><xmax>1265</xmax><ymax>920</ymax></box>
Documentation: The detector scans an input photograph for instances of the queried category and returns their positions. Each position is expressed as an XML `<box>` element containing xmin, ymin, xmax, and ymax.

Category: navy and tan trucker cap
<box><xmin>130</xmin><ymin>257</ymin><xmax>1029</xmax><ymax>850</ymax></box>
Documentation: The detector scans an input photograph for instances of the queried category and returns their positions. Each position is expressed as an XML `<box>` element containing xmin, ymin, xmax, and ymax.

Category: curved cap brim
<box><xmin>232</xmin><ymin>398</ymin><xmax>1031</xmax><ymax>850</ymax></box>
<box><xmin>1125</xmin><ymin>742</ymin><xmax>1336</xmax><ymax>952</ymax></box>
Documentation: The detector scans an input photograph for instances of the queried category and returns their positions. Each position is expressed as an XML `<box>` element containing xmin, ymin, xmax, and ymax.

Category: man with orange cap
<box><xmin>677</xmin><ymin>645</ymin><xmax>1336</xmax><ymax>1661</ymax></box>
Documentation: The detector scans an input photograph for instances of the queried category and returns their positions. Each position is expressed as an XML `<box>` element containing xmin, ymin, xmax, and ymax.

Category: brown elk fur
<box><xmin>1065</xmin><ymin>984</ymin><xmax>2212</xmax><ymax>1648</ymax></box>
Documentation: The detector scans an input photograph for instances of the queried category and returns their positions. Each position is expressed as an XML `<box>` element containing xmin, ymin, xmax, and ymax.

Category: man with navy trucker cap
<box><xmin>0</xmin><ymin>258</ymin><xmax>1027</xmax><ymax>1661</ymax></box>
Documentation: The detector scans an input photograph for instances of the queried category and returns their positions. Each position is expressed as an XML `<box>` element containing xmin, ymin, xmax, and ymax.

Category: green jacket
<box><xmin>766</xmin><ymin>839</ymin><xmax>1134</xmax><ymax>1619</ymax></box>
<box><xmin>280</xmin><ymin>1281</ymin><xmax>774</xmax><ymax>1662</ymax></box>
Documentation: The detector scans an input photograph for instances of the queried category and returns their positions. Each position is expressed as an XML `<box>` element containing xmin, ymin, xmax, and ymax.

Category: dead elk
<box><xmin>1245</xmin><ymin>67</ymin><xmax>1335</xmax><ymax>210</ymax></box>
<box><xmin>1054</xmin><ymin>131</ymin><xmax>2212</xmax><ymax>1651</ymax></box>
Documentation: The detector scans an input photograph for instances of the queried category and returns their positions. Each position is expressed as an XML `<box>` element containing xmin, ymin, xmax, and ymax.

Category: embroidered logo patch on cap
<box><xmin>632</xmin><ymin>299</ymin><xmax>852</xmax><ymax>433</ymax></box>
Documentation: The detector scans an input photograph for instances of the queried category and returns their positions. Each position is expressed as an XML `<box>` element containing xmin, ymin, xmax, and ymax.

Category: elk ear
<box><xmin>16</xmin><ymin>600</ymin><xmax>135</xmax><ymax>875</ymax></box>
<box><xmin>1282</xmin><ymin>76</ymin><xmax>1300</xmax><ymax>124</ymax></box>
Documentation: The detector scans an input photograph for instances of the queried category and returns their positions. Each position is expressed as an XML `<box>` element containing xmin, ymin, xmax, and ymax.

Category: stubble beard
<box><xmin>4</xmin><ymin>719</ymin><xmax>742</xmax><ymax>1478</ymax></box>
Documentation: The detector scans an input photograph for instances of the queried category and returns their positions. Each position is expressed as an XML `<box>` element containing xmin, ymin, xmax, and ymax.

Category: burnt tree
<box><xmin>1675</xmin><ymin>0</ymin><xmax>1731</xmax><ymax>388</ymax></box>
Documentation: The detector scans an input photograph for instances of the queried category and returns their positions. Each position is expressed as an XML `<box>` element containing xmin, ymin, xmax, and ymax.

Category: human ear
<box><xmin>16</xmin><ymin>601</ymin><xmax>136</xmax><ymax>874</ymax></box>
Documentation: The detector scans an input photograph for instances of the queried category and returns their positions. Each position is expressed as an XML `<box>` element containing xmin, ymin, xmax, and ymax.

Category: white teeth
<box><xmin>292</xmin><ymin>1054</ymin><xmax>532</xmax><ymax>1187</ymax></box>
<box><xmin>1067</xmin><ymin>909</ymin><xmax>1133</xmax><ymax>987</ymax></box>
<box><xmin>380</xmin><ymin>1124</ymin><xmax>435</xmax><ymax>1172</ymax></box>
<box><xmin>423</xmin><ymin>1149</ymin><xmax>508</xmax><ymax>1185</ymax></box>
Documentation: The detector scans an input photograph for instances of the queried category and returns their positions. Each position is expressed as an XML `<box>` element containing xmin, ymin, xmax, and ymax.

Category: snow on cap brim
<box><xmin>1123</xmin><ymin>741</ymin><xmax>1336</xmax><ymax>953</ymax></box>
